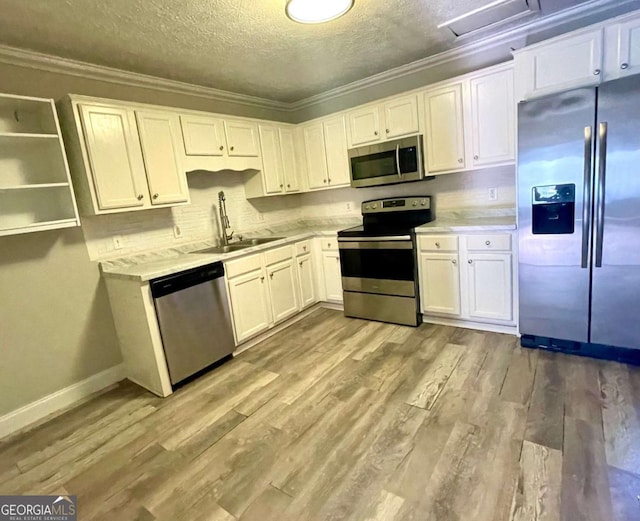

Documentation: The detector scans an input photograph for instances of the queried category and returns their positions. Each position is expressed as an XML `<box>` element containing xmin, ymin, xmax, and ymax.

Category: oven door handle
<box><xmin>338</xmin><ymin>240</ymin><xmax>414</xmax><ymax>250</ymax></box>
<box><xmin>396</xmin><ymin>144</ymin><xmax>402</xmax><ymax>179</ymax></box>
<box><xmin>339</xmin><ymin>235</ymin><xmax>412</xmax><ymax>241</ymax></box>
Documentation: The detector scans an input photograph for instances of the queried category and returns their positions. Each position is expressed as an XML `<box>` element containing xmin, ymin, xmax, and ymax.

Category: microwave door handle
<box><xmin>396</xmin><ymin>144</ymin><xmax>402</xmax><ymax>179</ymax></box>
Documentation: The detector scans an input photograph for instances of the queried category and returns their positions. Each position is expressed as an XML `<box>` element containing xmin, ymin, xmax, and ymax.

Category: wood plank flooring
<box><xmin>1</xmin><ymin>308</ymin><xmax>640</xmax><ymax>520</ymax></box>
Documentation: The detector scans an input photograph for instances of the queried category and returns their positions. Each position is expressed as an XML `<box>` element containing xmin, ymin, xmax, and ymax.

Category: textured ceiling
<box><xmin>0</xmin><ymin>0</ymin><xmax>593</xmax><ymax>102</ymax></box>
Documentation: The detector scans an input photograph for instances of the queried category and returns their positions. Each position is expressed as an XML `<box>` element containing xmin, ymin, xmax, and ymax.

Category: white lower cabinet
<box><xmin>418</xmin><ymin>232</ymin><xmax>515</xmax><ymax>328</ymax></box>
<box><xmin>466</xmin><ymin>252</ymin><xmax>512</xmax><ymax>322</ymax></box>
<box><xmin>227</xmin><ymin>268</ymin><xmax>272</xmax><ymax>343</ymax></box>
<box><xmin>266</xmin><ymin>258</ymin><xmax>299</xmax><ymax>323</ymax></box>
<box><xmin>420</xmin><ymin>253</ymin><xmax>461</xmax><ymax>316</ymax></box>
<box><xmin>226</xmin><ymin>241</ymin><xmax>320</xmax><ymax>344</ymax></box>
<box><xmin>317</xmin><ymin>237</ymin><xmax>343</xmax><ymax>303</ymax></box>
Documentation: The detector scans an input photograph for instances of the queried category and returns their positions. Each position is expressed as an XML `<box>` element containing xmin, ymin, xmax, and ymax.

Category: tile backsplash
<box><xmin>81</xmin><ymin>165</ymin><xmax>515</xmax><ymax>261</ymax></box>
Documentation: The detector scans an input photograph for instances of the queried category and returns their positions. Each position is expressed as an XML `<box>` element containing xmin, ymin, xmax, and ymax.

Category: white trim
<box><xmin>422</xmin><ymin>315</ymin><xmax>517</xmax><ymax>335</ymax></box>
<box><xmin>0</xmin><ymin>1</ymin><xmax>635</xmax><ymax>116</ymax></box>
<box><xmin>0</xmin><ymin>364</ymin><xmax>125</xmax><ymax>441</ymax></box>
<box><xmin>0</xmin><ymin>45</ymin><xmax>289</xmax><ymax>111</ymax></box>
<box><xmin>288</xmin><ymin>0</ymin><xmax>638</xmax><ymax>111</ymax></box>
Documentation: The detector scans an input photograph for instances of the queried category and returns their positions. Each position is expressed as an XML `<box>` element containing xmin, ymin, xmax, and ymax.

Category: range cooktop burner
<box><xmin>337</xmin><ymin>196</ymin><xmax>434</xmax><ymax>238</ymax></box>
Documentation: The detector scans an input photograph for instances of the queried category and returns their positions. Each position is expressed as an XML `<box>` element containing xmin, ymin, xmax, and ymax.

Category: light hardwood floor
<box><xmin>1</xmin><ymin>308</ymin><xmax>639</xmax><ymax>520</ymax></box>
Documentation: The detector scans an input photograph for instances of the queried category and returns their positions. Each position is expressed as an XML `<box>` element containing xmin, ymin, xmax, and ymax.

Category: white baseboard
<box><xmin>422</xmin><ymin>315</ymin><xmax>517</xmax><ymax>335</ymax></box>
<box><xmin>0</xmin><ymin>364</ymin><xmax>125</xmax><ymax>441</ymax></box>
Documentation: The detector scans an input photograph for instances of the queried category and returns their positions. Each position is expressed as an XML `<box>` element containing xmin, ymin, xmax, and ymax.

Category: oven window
<box><xmin>339</xmin><ymin>248</ymin><xmax>415</xmax><ymax>281</ymax></box>
<box><xmin>351</xmin><ymin>151</ymin><xmax>398</xmax><ymax>181</ymax></box>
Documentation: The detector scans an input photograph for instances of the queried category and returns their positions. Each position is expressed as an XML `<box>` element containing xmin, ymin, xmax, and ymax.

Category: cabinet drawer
<box><xmin>225</xmin><ymin>254</ymin><xmax>262</xmax><ymax>279</ymax></box>
<box><xmin>264</xmin><ymin>245</ymin><xmax>294</xmax><ymax>266</ymax></box>
<box><xmin>296</xmin><ymin>240</ymin><xmax>312</xmax><ymax>256</ymax></box>
<box><xmin>418</xmin><ymin>235</ymin><xmax>459</xmax><ymax>252</ymax></box>
<box><xmin>466</xmin><ymin>234</ymin><xmax>511</xmax><ymax>251</ymax></box>
<box><xmin>321</xmin><ymin>237</ymin><xmax>338</xmax><ymax>251</ymax></box>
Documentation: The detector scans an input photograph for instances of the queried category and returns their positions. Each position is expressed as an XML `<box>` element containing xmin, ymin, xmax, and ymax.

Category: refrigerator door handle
<box><xmin>595</xmin><ymin>122</ymin><xmax>608</xmax><ymax>268</ymax></box>
<box><xmin>582</xmin><ymin>125</ymin><xmax>594</xmax><ymax>269</ymax></box>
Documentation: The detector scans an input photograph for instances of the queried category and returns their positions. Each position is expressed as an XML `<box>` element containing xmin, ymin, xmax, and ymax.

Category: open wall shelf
<box><xmin>0</xmin><ymin>94</ymin><xmax>79</xmax><ymax>236</ymax></box>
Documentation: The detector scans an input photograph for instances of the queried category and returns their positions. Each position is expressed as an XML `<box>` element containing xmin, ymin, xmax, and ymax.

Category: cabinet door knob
<box><xmin>386</xmin><ymin>129</ymin><xmax>390</xmax><ymax>134</ymax></box>
<box><xmin>468</xmin><ymin>259</ymin><xmax>473</xmax><ymax>264</ymax></box>
<box><xmin>323</xmin><ymin>179</ymin><xmax>327</xmax><ymax>183</ymax></box>
<box><xmin>153</xmin><ymin>193</ymin><xmax>159</xmax><ymax>199</ymax></box>
<box><xmin>260</xmin><ymin>276</ymin><xmax>265</xmax><ymax>282</ymax></box>
<box><xmin>300</xmin><ymin>261</ymin><xmax>303</xmax><ymax>267</ymax></box>
<box><xmin>435</xmin><ymin>242</ymin><xmax>440</xmax><ymax>248</ymax></box>
<box><xmin>452</xmin><ymin>259</ymin><xmax>457</xmax><ymax>265</ymax></box>
<box><xmin>287</xmin><ymin>184</ymin><xmax>291</xmax><ymax>188</ymax></box>
<box><xmin>219</xmin><ymin>145</ymin><xmax>224</xmax><ymax>151</ymax></box>
<box><xmin>485</xmin><ymin>240</ymin><xmax>491</xmax><ymax>246</ymax></box>
<box><xmin>621</xmin><ymin>63</ymin><xmax>629</xmax><ymax>70</ymax></box>
<box><xmin>280</xmin><ymin>184</ymin><xmax>283</xmax><ymax>188</ymax></box>
<box><xmin>270</xmin><ymin>273</ymin><xmax>274</xmax><ymax>279</ymax></box>
<box><xmin>474</xmin><ymin>155</ymin><xmax>479</xmax><ymax>160</ymax></box>
<box><xmin>458</xmin><ymin>158</ymin><xmax>463</xmax><ymax>163</ymax></box>
<box><xmin>374</xmin><ymin>131</ymin><xmax>378</xmax><ymax>136</ymax></box>
<box><xmin>303</xmin><ymin>246</ymin><xmax>307</xmax><ymax>251</ymax></box>
<box><xmin>230</xmin><ymin>146</ymin><xmax>235</xmax><ymax>151</ymax></box>
<box><xmin>328</xmin><ymin>178</ymin><xmax>332</xmax><ymax>183</ymax></box>
<box><xmin>137</xmin><ymin>194</ymin><xmax>144</xmax><ymax>200</ymax></box>
<box><xmin>593</xmin><ymin>69</ymin><xmax>601</xmax><ymax>76</ymax></box>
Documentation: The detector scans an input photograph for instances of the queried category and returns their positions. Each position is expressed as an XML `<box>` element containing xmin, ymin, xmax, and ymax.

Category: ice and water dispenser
<box><xmin>531</xmin><ymin>184</ymin><xmax>575</xmax><ymax>234</ymax></box>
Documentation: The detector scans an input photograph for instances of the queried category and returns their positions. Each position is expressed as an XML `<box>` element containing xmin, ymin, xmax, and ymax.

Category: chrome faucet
<box><xmin>218</xmin><ymin>190</ymin><xmax>234</xmax><ymax>246</ymax></box>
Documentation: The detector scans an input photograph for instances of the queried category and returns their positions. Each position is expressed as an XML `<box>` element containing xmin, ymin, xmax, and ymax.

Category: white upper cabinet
<box><xmin>303</xmin><ymin>123</ymin><xmax>329</xmax><ymax>189</ymax></box>
<box><xmin>224</xmin><ymin>120</ymin><xmax>260</xmax><ymax>157</ymax></box>
<box><xmin>514</xmin><ymin>28</ymin><xmax>604</xmax><ymax>100</ymax></box>
<box><xmin>179</xmin><ymin>114</ymin><xmax>226</xmax><ymax>156</ymax></box>
<box><xmin>78</xmin><ymin>104</ymin><xmax>148</xmax><ymax>211</ymax></box>
<box><xmin>62</xmin><ymin>98</ymin><xmax>190</xmax><ymax>215</ymax></box>
<box><xmin>422</xmin><ymin>65</ymin><xmax>515</xmax><ymax>174</ymax></box>
<box><xmin>348</xmin><ymin>106</ymin><xmax>381</xmax><ymax>146</ymax></box>
<box><xmin>135</xmin><ymin>111</ymin><xmax>189</xmax><ymax>206</ymax></box>
<box><xmin>301</xmin><ymin>116</ymin><xmax>349</xmax><ymax>190</ymax></box>
<box><xmin>251</xmin><ymin>123</ymin><xmax>300</xmax><ymax>198</ymax></box>
<box><xmin>348</xmin><ymin>94</ymin><xmax>420</xmax><ymax>147</ymax></box>
<box><xmin>323</xmin><ymin>115</ymin><xmax>350</xmax><ymax>188</ymax></box>
<box><xmin>383</xmin><ymin>95</ymin><xmax>420</xmax><ymax>139</ymax></box>
<box><xmin>605</xmin><ymin>12</ymin><xmax>640</xmax><ymax>79</ymax></box>
<box><xmin>279</xmin><ymin>127</ymin><xmax>300</xmax><ymax>193</ymax></box>
<box><xmin>424</xmin><ymin>83</ymin><xmax>466</xmax><ymax>173</ymax></box>
<box><xmin>469</xmin><ymin>68</ymin><xmax>515</xmax><ymax>167</ymax></box>
<box><xmin>258</xmin><ymin>124</ymin><xmax>284</xmax><ymax>195</ymax></box>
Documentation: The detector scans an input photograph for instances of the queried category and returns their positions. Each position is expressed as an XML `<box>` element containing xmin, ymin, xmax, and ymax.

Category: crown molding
<box><xmin>0</xmin><ymin>44</ymin><xmax>290</xmax><ymax>111</ymax></box>
<box><xmin>0</xmin><ymin>0</ymin><xmax>636</xmax><ymax>116</ymax></box>
<box><xmin>288</xmin><ymin>0</ymin><xmax>639</xmax><ymax>112</ymax></box>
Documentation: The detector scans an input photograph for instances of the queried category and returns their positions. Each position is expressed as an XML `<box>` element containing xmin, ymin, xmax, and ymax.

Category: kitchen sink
<box><xmin>191</xmin><ymin>237</ymin><xmax>285</xmax><ymax>255</ymax></box>
<box><xmin>235</xmin><ymin>237</ymin><xmax>285</xmax><ymax>246</ymax></box>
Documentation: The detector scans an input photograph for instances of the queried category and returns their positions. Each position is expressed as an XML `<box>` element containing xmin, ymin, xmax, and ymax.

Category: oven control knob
<box><xmin>421</xmin><ymin>199</ymin><xmax>426</xmax><ymax>206</ymax></box>
<box><xmin>372</xmin><ymin>203</ymin><xmax>377</xmax><ymax>209</ymax></box>
<box><xmin>412</xmin><ymin>201</ymin><xmax>418</xmax><ymax>206</ymax></box>
<box><xmin>365</xmin><ymin>205</ymin><xmax>370</xmax><ymax>210</ymax></box>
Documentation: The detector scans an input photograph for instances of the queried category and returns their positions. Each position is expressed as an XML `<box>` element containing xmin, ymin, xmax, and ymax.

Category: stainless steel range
<box><xmin>338</xmin><ymin>196</ymin><xmax>434</xmax><ymax>326</ymax></box>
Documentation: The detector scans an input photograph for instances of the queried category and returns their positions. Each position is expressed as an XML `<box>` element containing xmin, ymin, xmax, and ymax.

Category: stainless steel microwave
<box><xmin>348</xmin><ymin>135</ymin><xmax>425</xmax><ymax>188</ymax></box>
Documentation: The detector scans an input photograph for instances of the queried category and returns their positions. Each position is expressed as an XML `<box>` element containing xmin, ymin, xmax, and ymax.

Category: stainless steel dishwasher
<box><xmin>150</xmin><ymin>261</ymin><xmax>235</xmax><ymax>386</ymax></box>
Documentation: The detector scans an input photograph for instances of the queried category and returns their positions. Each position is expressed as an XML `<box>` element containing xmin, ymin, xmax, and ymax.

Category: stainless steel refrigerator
<box><xmin>518</xmin><ymin>74</ymin><xmax>640</xmax><ymax>362</ymax></box>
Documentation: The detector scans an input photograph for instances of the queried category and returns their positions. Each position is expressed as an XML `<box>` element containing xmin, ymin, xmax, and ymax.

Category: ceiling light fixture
<box><xmin>285</xmin><ymin>0</ymin><xmax>354</xmax><ymax>24</ymax></box>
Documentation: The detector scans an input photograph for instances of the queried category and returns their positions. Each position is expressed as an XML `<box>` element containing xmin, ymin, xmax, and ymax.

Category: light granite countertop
<box><xmin>100</xmin><ymin>218</ymin><xmax>360</xmax><ymax>282</ymax></box>
<box><xmin>100</xmin><ymin>209</ymin><xmax>517</xmax><ymax>282</ymax></box>
<box><xmin>416</xmin><ymin>207</ymin><xmax>516</xmax><ymax>233</ymax></box>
